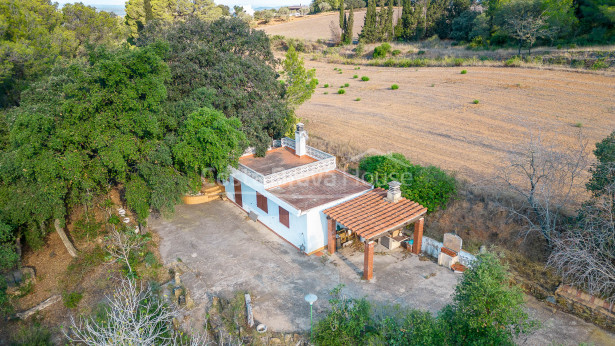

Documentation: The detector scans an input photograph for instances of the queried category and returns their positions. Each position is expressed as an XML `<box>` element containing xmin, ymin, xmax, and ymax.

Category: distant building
<box><xmin>288</xmin><ymin>5</ymin><xmax>308</xmax><ymax>16</ymax></box>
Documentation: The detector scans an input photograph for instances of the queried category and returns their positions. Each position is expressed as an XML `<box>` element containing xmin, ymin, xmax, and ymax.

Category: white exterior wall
<box><xmin>225</xmin><ymin>170</ymin><xmax>371</xmax><ymax>254</ymax></box>
<box><xmin>224</xmin><ymin>172</ymin><xmax>309</xmax><ymax>251</ymax></box>
<box><xmin>422</xmin><ymin>236</ymin><xmax>476</xmax><ymax>267</ymax></box>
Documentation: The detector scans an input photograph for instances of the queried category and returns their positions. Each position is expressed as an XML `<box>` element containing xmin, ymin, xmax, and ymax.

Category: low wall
<box><xmin>421</xmin><ymin>236</ymin><xmax>476</xmax><ymax>267</ymax></box>
<box><xmin>554</xmin><ymin>285</ymin><xmax>615</xmax><ymax>332</ymax></box>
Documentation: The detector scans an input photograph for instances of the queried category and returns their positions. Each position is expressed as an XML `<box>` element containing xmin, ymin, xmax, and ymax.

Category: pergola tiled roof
<box><xmin>323</xmin><ymin>188</ymin><xmax>427</xmax><ymax>240</ymax></box>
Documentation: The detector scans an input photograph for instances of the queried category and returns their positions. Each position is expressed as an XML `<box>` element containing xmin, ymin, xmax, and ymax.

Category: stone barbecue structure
<box><xmin>224</xmin><ymin>124</ymin><xmax>428</xmax><ymax>280</ymax></box>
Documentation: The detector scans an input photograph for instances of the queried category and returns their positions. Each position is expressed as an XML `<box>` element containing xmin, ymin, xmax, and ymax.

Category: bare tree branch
<box><xmin>496</xmin><ymin>130</ymin><xmax>589</xmax><ymax>244</ymax></box>
<box><xmin>105</xmin><ymin>225</ymin><xmax>146</xmax><ymax>275</ymax></box>
<box><xmin>548</xmin><ymin>178</ymin><xmax>615</xmax><ymax>302</ymax></box>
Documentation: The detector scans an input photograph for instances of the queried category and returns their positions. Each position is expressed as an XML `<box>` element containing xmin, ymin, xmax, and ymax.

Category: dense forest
<box><xmin>0</xmin><ymin>0</ymin><xmax>312</xmax><ymax>284</ymax></box>
<box><xmin>316</xmin><ymin>0</ymin><xmax>615</xmax><ymax>49</ymax></box>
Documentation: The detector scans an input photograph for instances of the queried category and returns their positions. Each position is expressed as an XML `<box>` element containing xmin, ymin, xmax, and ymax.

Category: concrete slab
<box><xmin>149</xmin><ymin>200</ymin><xmax>458</xmax><ymax>332</ymax></box>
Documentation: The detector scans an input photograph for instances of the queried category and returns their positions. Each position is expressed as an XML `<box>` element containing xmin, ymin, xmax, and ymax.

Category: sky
<box><xmin>55</xmin><ymin>0</ymin><xmax>297</xmax><ymax>8</ymax></box>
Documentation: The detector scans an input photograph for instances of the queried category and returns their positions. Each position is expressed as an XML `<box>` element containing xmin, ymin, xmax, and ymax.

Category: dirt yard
<box><xmin>297</xmin><ymin>61</ymin><xmax>615</xmax><ymax>182</ymax></box>
<box><xmin>151</xmin><ymin>200</ymin><xmax>614</xmax><ymax>345</ymax></box>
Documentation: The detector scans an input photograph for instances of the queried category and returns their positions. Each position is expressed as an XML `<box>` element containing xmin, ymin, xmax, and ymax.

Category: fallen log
<box><xmin>15</xmin><ymin>295</ymin><xmax>61</xmax><ymax>320</ymax></box>
<box><xmin>245</xmin><ymin>293</ymin><xmax>254</xmax><ymax>327</ymax></box>
<box><xmin>54</xmin><ymin>219</ymin><xmax>78</xmax><ymax>258</ymax></box>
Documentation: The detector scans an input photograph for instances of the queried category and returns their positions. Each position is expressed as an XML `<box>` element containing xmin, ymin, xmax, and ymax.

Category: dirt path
<box><xmin>297</xmin><ymin>61</ymin><xmax>615</xmax><ymax>182</ymax></box>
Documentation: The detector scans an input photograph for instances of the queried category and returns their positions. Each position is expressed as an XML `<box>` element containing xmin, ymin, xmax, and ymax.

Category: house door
<box><xmin>234</xmin><ymin>178</ymin><xmax>242</xmax><ymax>207</ymax></box>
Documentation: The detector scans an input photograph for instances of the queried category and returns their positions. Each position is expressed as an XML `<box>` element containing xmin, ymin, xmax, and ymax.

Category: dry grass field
<box><xmin>297</xmin><ymin>60</ymin><xmax>615</xmax><ymax>182</ymax></box>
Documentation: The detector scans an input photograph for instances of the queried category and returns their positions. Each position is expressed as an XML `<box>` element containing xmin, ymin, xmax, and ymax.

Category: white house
<box><xmin>224</xmin><ymin>124</ymin><xmax>428</xmax><ymax>280</ymax></box>
<box><xmin>224</xmin><ymin>123</ymin><xmax>372</xmax><ymax>255</ymax></box>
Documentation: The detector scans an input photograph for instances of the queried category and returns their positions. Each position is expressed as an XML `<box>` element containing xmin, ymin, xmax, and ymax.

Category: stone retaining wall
<box><xmin>554</xmin><ymin>285</ymin><xmax>615</xmax><ymax>332</ymax></box>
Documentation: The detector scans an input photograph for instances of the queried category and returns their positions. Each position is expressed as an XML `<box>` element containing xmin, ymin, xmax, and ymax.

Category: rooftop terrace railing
<box><xmin>236</xmin><ymin>138</ymin><xmax>336</xmax><ymax>188</ymax></box>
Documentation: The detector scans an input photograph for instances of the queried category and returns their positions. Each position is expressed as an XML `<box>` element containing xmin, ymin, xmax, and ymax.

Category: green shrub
<box><xmin>573</xmin><ymin>122</ymin><xmax>583</xmax><ymax>128</ymax></box>
<box><xmin>353</xmin><ymin>74</ymin><xmax>358</xmax><ymax>78</ymax></box>
<box><xmin>354</xmin><ymin>66</ymin><xmax>361</xmax><ymax>70</ymax></box>
<box><xmin>313</xmin><ymin>254</ymin><xmax>536</xmax><ymax>345</ymax></box>
<box><xmin>10</xmin><ymin>323</ymin><xmax>53</xmax><ymax>346</ymax></box>
<box><xmin>504</xmin><ymin>56</ymin><xmax>522</xmax><ymax>67</ymax></box>
<box><xmin>417</xmin><ymin>50</ymin><xmax>426</xmax><ymax>55</ymax></box>
<box><xmin>391</xmin><ymin>49</ymin><xmax>402</xmax><ymax>56</ymax></box>
<box><xmin>391</xmin><ymin>84</ymin><xmax>399</xmax><ymax>90</ymax></box>
<box><xmin>63</xmin><ymin>291</ymin><xmax>83</xmax><ymax>309</ymax></box>
<box><xmin>337</xmin><ymin>89</ymin><xmax>346</xmax><ymax>94</ymax></box>
<box><xmin>460</xmin><ymin>69</ymin><xmax>467</xmax><ymax>74</ymax></box>
<box><xmin>441</xmin><ymin>253</ymin><xmax>538</xmax><ymax>344</ymax></box>
<box><xmin>359</xmin><ymin>153</ymin><xmax>457</xmax><ymax>212</ymax></box>
<box><xmin>313</xmin><ymin>285</ymin><xmax>372</xmax><ymax>345</ymax></box>
<box><xmin>373</xmin><ymin>43</ymin><xmax>392</xmax><ymax>58</ymax></box>
<box><xmin>323</xmin><ymin>83</ymin><xmax>329</xmax><ymax>88</ymax></box>
<box><xmin>473</xmin><ymin>99</ymin><xmax>479</xmax><ymax>104</ymax></box>
<box><xmin>0</xmin><ymin>222</ymin><xmax>19</xmax><ymax>272</ymax></box>
<box><xmin>591</xmin><ymin>58</ymin><xmax>609</xmax><ymax>70</ymax></box>
<box><xmin>361</xmin><ymin>76</ymin><xmax>370</xmax><ymax>81</ymax></box>
<box><xmin>354</xmin><ymin>98</ymin><xmax>361</xmax><ymax>101</ymax></box>
<box><xmin>144</xmin><ymin>251</ymin><xmax>159</xmax><ymax>267</ymax></box>
<box><xmin>355</xmin><ymin>43</ymin><xmax>365</xmax><ymax>57</ymax></box>
<box><xmin>344</xmin><ymin>83</ymin><xmax>350</xmax><ymax>87</ymax></box>
<box><xmin>108</xmin><ymin>214</ymin><xmax>120</xmax><ymax>225</ymax></box>
<box><xmin>74</xmin><ymin>212</ymin><xmax>103</xmax><ymax>240</ymax></box>
<box><xmin>0</xmin><ymin>277</ymin><xmax>13</xmax><ymax>318</ymax></box>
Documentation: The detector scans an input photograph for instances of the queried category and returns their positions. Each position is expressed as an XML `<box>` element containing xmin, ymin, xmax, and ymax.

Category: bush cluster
<box><xmin>359</xmin><ymin>153</ymin><xmax>456</xmax><ymax>212</ymax></box>
<box><xmin>373</xmin><ymin>43</ymin><xmax>392</xmax><ymax>58</ymax></box>
<box><xmin>313</xmin><ymin>253</ymin><xmax>536</xmax><ymax>345</ymax></box>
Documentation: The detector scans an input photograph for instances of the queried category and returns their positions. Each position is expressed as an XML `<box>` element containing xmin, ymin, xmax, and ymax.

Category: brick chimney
<box><xmin>386</xmin><ymin>181</ymin><xmax>402</xmax><ymax>203</ymax></box>
<box><xmin>295</xmin><ymin>123</ymin><xmax>308</xmax><ymax>156</ymax></box>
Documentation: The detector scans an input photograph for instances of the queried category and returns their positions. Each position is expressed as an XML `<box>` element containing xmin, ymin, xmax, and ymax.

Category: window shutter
<box><xmin>256</xmin><ymin>192</ymin><xmax>268</xmax><ymax>213</ymax></box>
<box><xmin>279</xmin><ymin>206</ymin><xmax>289</xmax><ymax>228</ymax></box>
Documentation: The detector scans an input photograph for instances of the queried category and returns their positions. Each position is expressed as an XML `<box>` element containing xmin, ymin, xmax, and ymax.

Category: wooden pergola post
<box><xmin>327</xmin><ymin>217</ymin><xmax>336</xmax><ymax>254</ymax></box>
<box><xmin>363</xmin><ymin>241</ymin><xmax>374</xmax><ymax>280</ymax></box>
<box><xmin>413</xmin><ymin>217</ymin><xmax>424</xmax><ymax>255</ymax></box>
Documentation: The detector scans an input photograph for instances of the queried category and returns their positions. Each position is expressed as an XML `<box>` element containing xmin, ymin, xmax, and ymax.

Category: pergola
<box><xmin>323</xmin><ymin>187</ymin><xmax>427</xmax><ymax>280</ymax></box>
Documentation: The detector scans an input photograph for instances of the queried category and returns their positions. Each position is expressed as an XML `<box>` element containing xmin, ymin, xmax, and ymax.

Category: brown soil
<box><xmin>297</xmin><ymin>60</ymin><xmax>615</xmax><ymax>185</ymax></box>
<box><xmin>0</xmin><ymin>189</ymin><xmax>144</xmax><ymax>343</ymax></box>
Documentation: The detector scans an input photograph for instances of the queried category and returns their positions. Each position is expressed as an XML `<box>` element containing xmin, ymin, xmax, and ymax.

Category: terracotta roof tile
<box><xmin>451</xmin><ymin>263</ymin><xmax>466</xmax><ymax>272</ymax></box>
<box><xmin>441</xmin><ymin>247</ymin><xmax>458</xmax><ymax>257</ymax></box>
<box><xmin>323</xmin><ymin>188</ymin><xmax>427</xmax><ymax>240</ymax></box>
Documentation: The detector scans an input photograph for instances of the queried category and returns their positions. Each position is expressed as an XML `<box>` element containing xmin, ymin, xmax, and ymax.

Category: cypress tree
<box><xmin>360</xmin><ymin>0</ymin><xmax>379</xmax><ymax>43</ymax></box>
<box><xmin>398</xmin><ymin>0</ymin><xmax>417</xmax><ymax>41</ymax></box>
<box><xmin>342</xmin><ymin>12</ymin><xmax>348</xmax><ymax>43</ymax></box>
<box><xmin>415</xmin><ymin>0</ymin><xmax>426</xmax><ymax>40</ymax></box>
<box><xmin>386</xmin><ymin>0</ymin><xmax>394</xmax><ymax>40</ymax></box>
<box><xmin>339</xmin><ymin>0</ymin><xmax>345</xmax><ymax>30</ymax></box>
<box><xmin>346</xmin><ymin>6</ymin><xmax>354</xmax><ymax>44</ymax></box>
